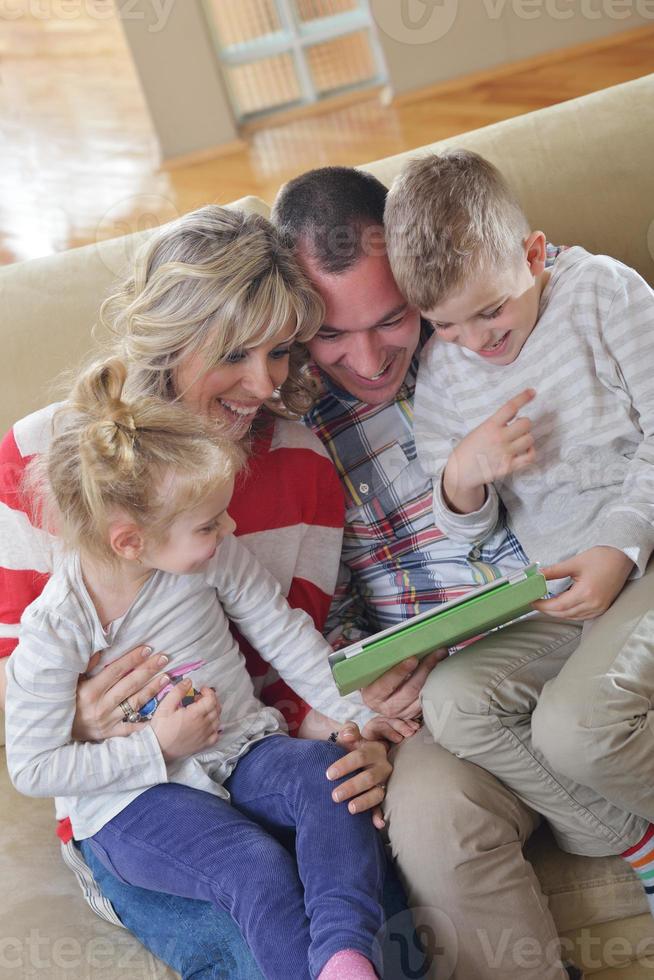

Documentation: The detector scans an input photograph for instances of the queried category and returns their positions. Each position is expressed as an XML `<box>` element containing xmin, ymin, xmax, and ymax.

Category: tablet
<box><xmin>329</xmin><ymin>564</ymin><xmax>547</xmax><ymax>695</ymax></box>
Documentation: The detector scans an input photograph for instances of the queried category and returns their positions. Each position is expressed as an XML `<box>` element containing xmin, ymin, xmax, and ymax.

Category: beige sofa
<box><xmin>1</xmin><ymin>73</ymin><xmax>654</xmax><ymax>979</ymax></box>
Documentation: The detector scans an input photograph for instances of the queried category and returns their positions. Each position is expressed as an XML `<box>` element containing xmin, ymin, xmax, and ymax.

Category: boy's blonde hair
<box><xmin>100</xmin><ymin>205</ymin><xmax>325</xmax><ymax>417</ymax></box>
<box><xmin>34</xmin><ymin>358</ymin><xmax>245</xmax><ymax>563</ymax></box>
<box><xmin>385</xmin><ymin>150</ymin><xmax>530</xmax><ymax>310</ymax></box>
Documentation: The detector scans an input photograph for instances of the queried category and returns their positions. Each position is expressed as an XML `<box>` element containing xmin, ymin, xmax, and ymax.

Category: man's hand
<box><xmin>361</xmin><ymin>650</ymin><xmax>445</xmax><ymax>719</ymax></box>
<box><xmin>72</xmin><ymin>645</ymin><xmax>172</xmax><ymax>741</ymax></box>
<box><xmin>362</xmin><ymin>715</ymin><xmax>420</xmax><ymax>743</ymax></box>
<box><xmin>151</xmin><ymin>684</ymin><xmax>221</xmax><ymax>762</ymax></box>
<box><xmin>533</xmin><ymin>546</ymin><xmax>634</xmax><ymax>620</ymax></box>
<box><xmin>326</xmin><ymin>723</ymin><xmax>393</xmax><ymax>829</ymax></box>
<box><xmin>443</xmin><ymin>388</ymin><xmax>536</xmax><ymax>513</ymax></box>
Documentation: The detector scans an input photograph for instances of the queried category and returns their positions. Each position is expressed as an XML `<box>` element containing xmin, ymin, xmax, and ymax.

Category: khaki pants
<box><xmin>389</xmin><ymin>586</ymin><xmax>653</xmax><ymax>978</ymax></box>
<box><xmin>533</xmin><ymin>562</ymin><xmax>654</xmax><ymax>823</ymax></box>
<box><xmin>385</xmin><ymin>734</ymin><xmax>569</xmax><ymax>980</ymax></box>
<box><xmin>421</xmin><ymin>614</ymin><xmax>647</xmax><ymax>857</ymax></box>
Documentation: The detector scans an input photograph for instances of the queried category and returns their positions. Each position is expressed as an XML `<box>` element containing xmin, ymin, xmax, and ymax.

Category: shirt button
<box><xmin>469</xmin><ymin>546</ymin><xmax>481</xmax><ymax>560</ymax></box>
<box><xmin>359</xmin><ymin>483</ymin><xmax>369</xmax><ymax>495</ymax></box>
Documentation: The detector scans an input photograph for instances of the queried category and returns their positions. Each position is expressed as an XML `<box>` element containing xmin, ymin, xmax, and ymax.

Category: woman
<box><xmin>0</xmin><ymin>206</ymin><xmax>393</xmax><ymax>979</ymax></box>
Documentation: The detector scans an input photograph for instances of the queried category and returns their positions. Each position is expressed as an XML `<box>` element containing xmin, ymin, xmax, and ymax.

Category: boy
<box><xmin>384</xmin><ymin>149</ymin><xmax>654</xmax><ymax>911</ymax></box>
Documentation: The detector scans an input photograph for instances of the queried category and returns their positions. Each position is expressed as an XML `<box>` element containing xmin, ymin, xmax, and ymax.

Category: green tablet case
<box><xmin>329</xmin><ymin>565</ymin><xmax>548</xmax><ymax>696</ymax></box>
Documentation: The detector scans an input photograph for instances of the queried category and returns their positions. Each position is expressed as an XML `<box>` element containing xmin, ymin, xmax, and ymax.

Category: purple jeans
<box><xmin>87</xmin><ymin>736</ymin><xmax>386</xmax><ymax>980</ymax></box>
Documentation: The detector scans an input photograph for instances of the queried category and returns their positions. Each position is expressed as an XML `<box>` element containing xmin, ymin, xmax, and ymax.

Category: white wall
<box><xmin>117</xmin><ymin>0</ymin><xmax>238</xmax><ymax>161</ymax></box>
<box><xmin>369</xmin><ymin>0</ymin><xmax>654</xmax><ymax>96</ymax></box>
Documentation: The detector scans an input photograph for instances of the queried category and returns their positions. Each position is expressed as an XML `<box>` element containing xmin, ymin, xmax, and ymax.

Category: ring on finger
<box><xmin>118</xmin><ymin>698</ymin><xmax>141</xmax><ymax>724</ymax></box>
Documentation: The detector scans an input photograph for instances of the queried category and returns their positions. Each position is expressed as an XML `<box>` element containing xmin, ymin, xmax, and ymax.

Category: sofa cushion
<box><xmin>527</xmin><ymin>825</ymin><xmax>648</xmax><ymax>933</ymax></box>
<box><xmin>0</xmin><ymin>748</ymin><xmax>175</xmax><ymax>979</ymax></box>
<box><xmin>559</xmin><ymin>914</ymin><xmax>654</xmax><ymax>977</ymax></box>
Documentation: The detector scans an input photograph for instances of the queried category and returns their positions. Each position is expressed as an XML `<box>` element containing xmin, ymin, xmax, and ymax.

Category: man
<box><xmin>272</xmin><ymin>167</ymin><xmax>585</xmax><ymax>980</ymax></box>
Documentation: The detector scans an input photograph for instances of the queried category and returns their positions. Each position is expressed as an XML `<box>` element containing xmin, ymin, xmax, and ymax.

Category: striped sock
<box><xmin>622</xmin><ymin>824</ymin><xmax>654</xmax><ymax>914</ymax></box>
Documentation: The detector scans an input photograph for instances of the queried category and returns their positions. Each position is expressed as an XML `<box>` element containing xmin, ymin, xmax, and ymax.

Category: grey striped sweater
<box><xmin>414</xmin><ymin>247</ymin><xmax>654</xmax><ymax>573</ymax></box>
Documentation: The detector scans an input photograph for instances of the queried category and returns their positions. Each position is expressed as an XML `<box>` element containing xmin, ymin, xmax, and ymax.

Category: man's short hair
<box><xmin>272</xmin><ymin>166</ymin><xmax>388</xmax><ymax>274</ymax></box>
<box><xmin>384</xmin><ymin>150</ymin><xmax>530</xmax><ymax>310</ymax></box>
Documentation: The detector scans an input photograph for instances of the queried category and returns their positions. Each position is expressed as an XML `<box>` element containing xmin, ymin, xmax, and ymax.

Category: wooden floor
<box><xmin>2</xmin><ymin>9</ymin><xmax>653</xmax><ymax>265</ymax></box>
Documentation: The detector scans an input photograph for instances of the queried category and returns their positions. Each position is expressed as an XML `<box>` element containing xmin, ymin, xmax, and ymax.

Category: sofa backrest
<box><xmin>1</xmin><ymin>74</ymin><xmax>652</xmax><ymax>434</ymax></box>
<box><xmin>363</xmin><ymin>73</ymin><xmax>654</xmax><ymax>288</ymax></box>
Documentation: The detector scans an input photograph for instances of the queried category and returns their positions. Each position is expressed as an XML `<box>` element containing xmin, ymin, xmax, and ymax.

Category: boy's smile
<box><xmin>423</xmin><ymin>232</ymin><xmax>549</xmax><ymax>366</ymax></box>
<box><xmin>476</xmin><ymin>330</ymin><xmax>512</xmax><ymax>359</ymax></box>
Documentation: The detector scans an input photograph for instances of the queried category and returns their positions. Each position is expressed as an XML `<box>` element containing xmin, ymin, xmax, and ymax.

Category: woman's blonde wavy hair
<box><xmin>34</xmin><ymin>357</ymin><xmax>245</xmax><ymax>563</ymax></box>
<box><xmin>100</xmin><ymin>205</ymin><xmax>324</xmax><ymax>417</ymax></box>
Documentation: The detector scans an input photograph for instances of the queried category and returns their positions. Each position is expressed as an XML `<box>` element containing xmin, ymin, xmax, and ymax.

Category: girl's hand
<box><xmin>326</xmin><ymin>723</ymin><xmax>393</xmax><ymax>830</ymax></box>
<box><xmin>72</xmin><ymin>645</ymin><xmax>172</xmax><ymax>741</ymax></box>
<box><xmin>362</xmin><ymin>714</ymin><xmax>420</xmax><ymax>744</ymax></box>
<box><xmin>151</xmin><ymin>684</ymin><xmax>222</xmax><ymax>763</ymax></box>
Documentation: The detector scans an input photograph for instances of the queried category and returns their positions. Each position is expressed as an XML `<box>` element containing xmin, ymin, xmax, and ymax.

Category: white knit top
<box><xmin>5</xmin><ymin>534</ymin><xmax>373</xmax><ymax>840</ymax></box>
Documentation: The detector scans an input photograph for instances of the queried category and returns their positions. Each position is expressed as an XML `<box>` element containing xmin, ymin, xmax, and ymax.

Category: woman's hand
<box><xmin>71</xmin><ymin>645</ymin><xmax>172</xmax><ymax>742</ymax></box>
<box><xmin>151</xmin><ymin>683</ymin><xmax>222</xmax><ymax>762</ymax></box>
<box><xmin>326</xmin><ymin>723</ymin><xmax>393</xmax><ymax>830</ymax></box>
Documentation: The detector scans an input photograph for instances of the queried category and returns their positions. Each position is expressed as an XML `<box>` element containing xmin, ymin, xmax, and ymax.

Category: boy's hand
<box><xmin>533</xmin><ymin>546</ymin><xmax>634</xmax><ymax>620</ymax></box>
<box><xmin>443</xmin><ymin>388</ymin><xmax>536</xmax><ymax>513</ymax></box>
<box><xmin>151</xmin><ymin>683</ymin><xmax>221</xmax><ymax>762</ymax></box>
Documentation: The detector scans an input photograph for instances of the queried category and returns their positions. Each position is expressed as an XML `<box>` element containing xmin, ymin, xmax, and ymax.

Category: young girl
<box><xmin>5</xmin><ymin>357</ymin><xmax>400</xmax><ymax>980</ymax></box>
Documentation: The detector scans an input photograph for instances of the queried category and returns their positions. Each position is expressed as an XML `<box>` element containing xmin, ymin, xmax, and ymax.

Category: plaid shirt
<box><xmin>305</xmin><ymin>325</ymin><xmax>529</xmax><ymax>643</ymax></box>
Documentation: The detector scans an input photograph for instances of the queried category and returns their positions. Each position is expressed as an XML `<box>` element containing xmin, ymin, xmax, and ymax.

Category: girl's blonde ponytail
<box><xmin>30</xmin><ymin>357</ymin><xmax>244</xmax><ymax>562</ymax></box>
<box><xmin>74</xmin><ymin>360</ymin><xmax>140</xmax><ymax>521</ymax></box>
